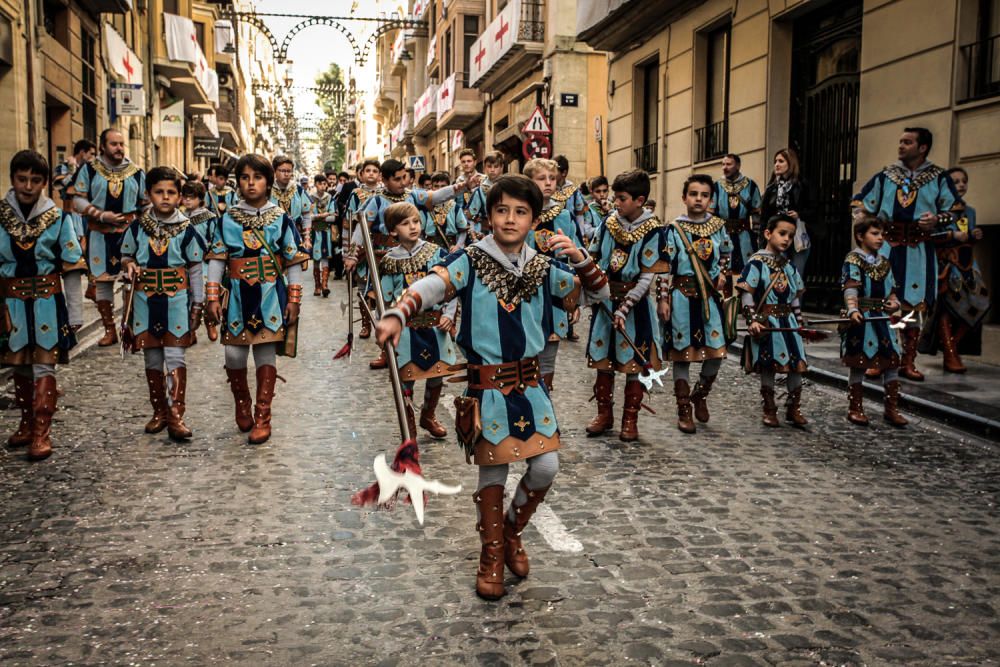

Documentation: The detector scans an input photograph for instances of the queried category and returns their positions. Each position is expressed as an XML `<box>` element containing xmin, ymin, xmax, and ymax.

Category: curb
<box><xmin>730</xmin><ymin>340</ymin><xmax>1000</xmax><ymax>440</ymax></box>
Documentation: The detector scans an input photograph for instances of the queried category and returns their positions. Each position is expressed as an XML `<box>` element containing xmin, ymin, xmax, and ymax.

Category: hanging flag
<box><xmin>164</xmin><ymin>13</ymin><xmax>200</xmax><ymax>64</ymax></box>
<box><xmin>104</xmin><ymin>23</ymin><xmax>143</xmax><ymax>85</ymax></box>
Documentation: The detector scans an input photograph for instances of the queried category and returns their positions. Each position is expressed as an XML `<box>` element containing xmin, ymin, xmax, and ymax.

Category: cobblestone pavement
<box><xmin>1</xmin><ymin>285</ymin><xmax>998</xmax><ymax>666</ymax></box>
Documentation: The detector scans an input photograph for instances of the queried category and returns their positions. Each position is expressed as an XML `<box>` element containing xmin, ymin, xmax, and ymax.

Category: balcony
<box><xmin>577</xmin><ymin>0</ymin><xmax>696</xmax><ymax>52</ymax></box>
<box><xmin>215</xmin><ymin>103</ymin><xmax>243</xmax><ymax>151</ymax></box>
<box><xmin>437</xmin><ymin>71</ymin><xmax>484</xmax><ymax>130</ymax></box>
<box><xmin>374</xmin><ymin>71</ymin><xmax>401</xmax><ymax>114</ymax></box>
<box><xmin>958</xmin><ymin>34</ymin><xmax>1000</xmax><ymax>104</ymax></box>
<box><xmin>694</xmin><ymin>119</ymin><xmax>727</xmax><ymax>163</ymax></box>
<box><xmin>77</xmin><ymin>0</ymin><xmax>131</xmax><ymax>15</ymax></box>
<box><xmin>390</xmin><ymin>30</ymin><xmax>408</xmax><ymax>76</ymax></box>
<box><xmin>469</xmin><ymin>0</ymin><xmax>545</xmax><ymax>95</ymax></box>
<box><xmin>634</xmin><ymin>141</ymin><xmax>658</xmax><ymax>173</ymax></box>
<box><xmin>413</xmin><ymin>83</ymin><xmax>439</xmax><ymax>136</ymax></box>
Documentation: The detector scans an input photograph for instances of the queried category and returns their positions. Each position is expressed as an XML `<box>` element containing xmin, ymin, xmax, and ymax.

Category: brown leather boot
<box><xmin>248</xmin><ymin>365</ymin><xmax>277</xmax><ymax>444</ymax></box>
<box><xmin>144</xmin><ymin>369</ymin><xmax>170</xmax><ymax>434</ymax></box>
<box><xmin>865</xmin><ymin>367</ymin><xmax>883</xmax><ymax>379</ymax></box>
<box><xmin>7</xmin><ymin>373</ymin><xmax>34</xmax><ymax>447</ymax></box>
<box><xmin>542</xmin><ymin>373</ymin><xmax>554</xmax><ymax>393</ymax></box>
<box><xmin>321</xmin><ymin>266</ymin><xmax>331</xmax><ymax>297</ymax></box>
<box><xmin>690</xmin><ymin>374</ymin><xmax>716</xmax><ymax>423</ymax></box>
<box><xmin>28</xmin><ymin>376</ymin><xmax>57</xmax><ymax>461</ymax></box>
<box><xmin>938</xmin><ymin>313</ymin><xmax>966</xmax><ymax>374</ymax></box>
<box><xmin>785</xmin><ymin>386</ymin><xmax>808</xmax><ymax>426</ymax></box>
<box><xmin>761</xmin><ymin>386</ymin><xmax>780</xmax><ymax>427</ymax></box>
<box><xmin>166</xmin><ymin>367</ymin><xmax>193</xmax><ymax>440</ymax></box>
<box><xmin>369</xmin><ymin>347</ymin><xmax>388</xmax><ymax>369</ymax></box>
<box><xmin>619</xmin><ymin>379</ymin><xmax>644</xmax><ymax>442</ymax></box>
<box><xmin>226</xmin><ymin>368</ymin><xmax>254</xmax><ymax>432</ymax></box>
<box><xmin>205</xmin><ymin>319</ymin><xmax>219</xmax><ymax>342</ymax></box>
<box><xmin>359</xmin><ymin>300</ymin><xmax>373</xmax><ymax>339</ymax></box>
<box><xmin>674</xmin><ymin>379</ymin><xmax>696</xmax><ymax>434</ymax></box>
<box><xmin>504</xmin><ymin>479</ymin><xmax>551</xmax><ymax>578</ymax></box>
<box><xmin>847</xmin><ymin>382</ymin><xmax>868</xmax><ymax>426</ymax></box>
<box><xmin>899</xmin><ymin>327</ymin><xmax>924</xmax><ymax>381</ymax></box>
<box><xmin>585</xmin><ymin>372</ymin><xmax>615</xmax><ymax>436</ymax></box>
<box><xmin>96</xmin><ymin>299</ymin><xmax>118</xmax><ymax>347</ymax></box>
<box><xmin>474</xmin><ymin>485</ymin><xmax>506</xmax><ymax>600</ymax></box>
<box><xmin>84</xmin><ymin>276</ymin><xmax>97</xmax><ymax>302</ymax></box>
<box><xmin>313</xmin><ymin>263</ymin><xmax>322</xmax><ymax>296</ymax></box>
<box><xmin>419</xmin><ymin>383</ymin><xmax>448</xmax><ymax>439</ymax></box>
<box><xmin>883</xmin><ymin>380</ymin><xmax>908</xmax><ymax>427</ymax></box>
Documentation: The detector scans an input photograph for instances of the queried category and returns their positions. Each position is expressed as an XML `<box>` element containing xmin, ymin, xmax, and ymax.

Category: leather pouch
<box><xmin>454</xmin><ymin>395</ymin><xmax>482</xmax><ymax>463</ymax></box>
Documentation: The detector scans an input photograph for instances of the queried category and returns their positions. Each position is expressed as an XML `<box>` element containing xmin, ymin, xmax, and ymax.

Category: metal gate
<box><xmin>789</xmin><ymin>2</ymin><xmax>862</xmax><ymax>310</ymax></box>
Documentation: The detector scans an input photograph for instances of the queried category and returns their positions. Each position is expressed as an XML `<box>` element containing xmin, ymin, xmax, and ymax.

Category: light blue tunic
<box><xmin>736</xmin><ymin>251</ymin><xmax>807</xmax><ymax>373</ymax></box>
<box><xmin>712</xmin><ymin>175</ymin><xmax>762</xmax><ymax>273</ymax></box>
<box><xmin>71</xmin><ymin>158</ymin><xmax>146</xmax><ymax>280</ymax></box>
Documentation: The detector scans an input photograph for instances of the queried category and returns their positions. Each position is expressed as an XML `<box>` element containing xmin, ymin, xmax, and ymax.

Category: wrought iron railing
<box><xmin>694</xmin><ymin>119</ymin><xmax>727</xmax><ymax>163</ymax></box>
<box><xmin>958</xmin><ymin>34</ymin><xmax>1000</xmax><ymax>103</ymax></box>
<box><xmin>634</xmin><ymin>141</ymin><xmax>658</xmax><ymax>173</ymax></box>
<box><xmin>518</xmin><ymin>1</ymin><xmax>545</xmax><ymax>42</ymax></box>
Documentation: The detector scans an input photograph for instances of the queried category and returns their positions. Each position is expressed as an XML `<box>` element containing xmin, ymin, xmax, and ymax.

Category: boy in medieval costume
<box><xmin>427</xmin><ymin>171</ymin><xmax>469</xmax><ymax>250</ymax></box>
<box><xmin>1</xmin><ymin>150</ymin><xmax>86</xmax><ymax>461</ymax></box>
<box><xmin>181</xmin><ymin>180</ymin><xmax>219</xmax><ymax>341</ymax></box>
<box><xmin>654</xmin><ymin>174</ymin><xmax>732</xmax><ymax>434</ymax></box>
<box><xmin>310</xmin><ymin>174</ymin><xmax>337</xmax><ymax>297</ymax></box>
<box><xmin>736</xmin><ymin>214</ymin><xmax>809</xmax><ymax>427</ymax></box>
<box><xmin>205</xmin><ymin>154</ymin><xmax>309</xmax><ymax>444</ymax></box>
<box><xmin>346</xmin><ymin>159</ymin><xmax>382</xmax><ymax>339</ymax></box>
<box><xmin>375</xmin><ymin>174</ymin><xmax>610</xmax><ymax>601</ymax></box>
<box><xmin>585</xmin><ymin>169</ymin><xmax>664</xmax><ymax>441</ymax></box>
<box><xmin>122</xmin><ymin>167</ymin><xmax>207</xmax><ymax>441</ymax></box>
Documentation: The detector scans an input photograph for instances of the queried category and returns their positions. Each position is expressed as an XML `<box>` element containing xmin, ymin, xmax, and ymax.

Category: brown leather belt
<box><xmin>858</xmin><ymin>297</ymin><xmax>886</xmax><ymax>313</ymax></box>
<box><xmin>760</xmin><ymin>303</ymin><xmax>793</xmax><ymax>316</ymax></box>
<box><xmin>228</xmin><ymin>255</ymin><xmax>281</xmax><ymax>285</ymax></box>
<box><xmin>725</xmin><ymin>217</ymin><xmax>751</xmax><ymax>234</ymax></box>
<box><xmin>672</xmin><ymin>275</ymin><xmax>700</xmax><ymax>298</ymax></box>
<box><xmin>88</xmin><ymin>211</ymin><xmax>139</xmax><ymax>234</ymax></box>
<box><xmin>371</xmin><ymin>232</ymin><xmax>400</xmax><ymax>249</ymax></box>
<box><xmin>140</xmin><ymin>267</ymin><xmax>189</xmax><ymax>296</ymax></box>
<box><xmin>609</xmin><ymin>280</ymin><xmax>637</xmax><ymax>301</ymax></box>
<box><xmin>884</xmin><ymin>220</ymin><xmax>932</xmax><ymax>245</ymax></box>
<box><xmin>407</xmin><ymin>311</ymin><xmax>442</xmax><ymax>329</ymax></box>
<box><xmin>1</xmin><ymin>274</ymin><xmax>62</xmax><ymax>300</ymax></box>
<box><xmin>457</xmin><ymin>357</ymin><xmax>541</xmax><ymax>395</ymax></box>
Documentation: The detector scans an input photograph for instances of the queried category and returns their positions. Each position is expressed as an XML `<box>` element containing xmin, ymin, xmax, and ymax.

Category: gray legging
<box><xmin>476</xmin><ymin>451</ymin><xmax>560</xmax><ymax>522</ymax></box>
<box><xmin>849</xmin><ymin>367</ymin><xmax>899</xmax><ymax>385</ymax></box>
<box><xmin>539</xmin><ymin>340</ymin><xmax>559</xmax><ymax>376</ymax></box>
<box><xmin>672</xmin><ymin>358</ymin><xmax>722</xmax><ymax>384</ymax></box>
<box><xmin>13</xmin><ymin>364</ymin><xmax>55</xmax><ymax>380</ymax></box>
<box><xmin>143</xmin><ymin>347</ymin><xmax>186</xmax><ymax>371</ymax></box>
<box><xmin>95</xmin><ymin>281</ymin><xmax>116</xmax><ymax>302</ymax></box>
<box><xmin>224</xmin><ymin>343</ymin><xmax>278</xmax><ymax>369</ymax></box>
<box><xmin>761</xmin><ymin>369</ymin><xmax>803</xmax><ymax>392</ymax></box>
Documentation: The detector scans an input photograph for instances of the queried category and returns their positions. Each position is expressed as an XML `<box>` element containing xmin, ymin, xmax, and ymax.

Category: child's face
<box><xmin>401</xmin><ymin>171</ymin><xmax>413</xmax><ymax>188</ymax></box>
<box><xmin>149</xmin><ymin>181</ymin><xmax>181</xmax><ymax>216</ymax></box>
<box><xmin>361</xmin><ymin>165</ymin><xmax>380</xmax><ymax>185</ymax></box>
<box><xmin>614</xmin><ymin>191</ymin><xmax>644</xmax><ymax>220</ymax></box>
<box><xmin>384</xmin><ymin>169</ymin><xmax>406</xmax><ymax>194</ymax></box>
<box><xmin>11</xmin><ymin>170</ymin><xmax>47</xmax><ymax>207</ymax></box>
<box><xmin>683</xmin><ymin>182</ymin><xmax>712</xmax><ymax>216</ymax></box>
<box><xmin>858</xmin><ymin>226</ymin><xmax>884</xmax><ymax>253</ymax></box>
<box><xmin>274</xmin><ymin>163</ymin><xmax>293</xmax><ymax>187</ymax></box>
<box><xmin>239</xmin><ymin>167</ymin><xmax>269</xmax><ymax>203</ymax></box>
<box><xmin>764</xmin><ymin>220</ymin><xmax>796</xmax><ymax>253</ymax></box>
<box><xmin>484</xmin><ymin>161</ymin><xmax>503</xmax><ymax>180</ymax></box>
<box><xmin>460</xmin><ymin>154</ymin><xmax>476</xmax><ymax>174</ymax></box>
<box><xmin>431</xmin><ymin>178</ymin><xmax>449</xmax><ymax>190</ymax></box>
<box><xmin>315</xmin><ymin>180</ymin><xmax>328</xmax><ymax>194</ymax></box>
<box><xmin>592</xmin><ymin>184</ymin><xmax>609</xmax><ymax>202</ymax></box>
<box><xmin>531</xmin><ymin>169</ymin><xmax>558</xmax><ymax>198</ymax></box>
<box><xmin>210</xmin><ymin>173</ymin><xmax>226</xmax><ymax>188</ymax></box>
<box><xmin>181</xmin><ymin>193</ymin><xmax>201</xmax><ymax>211</ymax></box>
<box><xmin>390</xmin><ymin>215</ymin><xmax>423</xmax><ymax>244</ymax></box>
<box><xmin>489</xmin><ymin>193</ymin><xmax>535</xmax><ymax>248</ymax></box>
<box><xmin>951</xmin><ymin>171</ymin><xmax>968</xmax><ymax>197</ymax></box>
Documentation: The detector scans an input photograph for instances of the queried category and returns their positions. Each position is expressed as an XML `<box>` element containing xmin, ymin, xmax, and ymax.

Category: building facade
<box><xmin>577</xmin><ymin>0</ymin><xmax>1000</xmax><ymax>314</ymax></box>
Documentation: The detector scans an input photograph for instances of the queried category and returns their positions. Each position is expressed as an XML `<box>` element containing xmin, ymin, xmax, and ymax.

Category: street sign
<box><xmin>407</xmin><ymin>155</ymin><xmax>427</xmax><ymax>172</ymax></box>
<box><xmin>193</xmin><ymin>136</ymin><xmax>223</xmax><ymax>159</ymax></box>
<box><xmin>112</xmin><ymin>83</ymin><xmax>144</xmax><ymax>116</ymax></box>
<box><xmin>522</xmin><ymin>105</ymin><xmax>552</xmax><ymax>135</ymax></box>
<box><xmin>560</xmin><ymin>93</ymin><xmax>578</xmax><ymax>107</ymax></box>
<box><xmin>522</xmin><ymin>135</ymin><xmax>552</xmax><ymax>161</ymax></box>
<box><xmin>594</xmin><ymin>115</ymin><xmax>603</xmax><ymax>142</ymax></box>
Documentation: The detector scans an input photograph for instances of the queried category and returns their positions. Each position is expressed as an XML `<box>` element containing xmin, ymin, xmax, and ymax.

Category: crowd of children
<box><xmin>1</xmin><ymin>124</ymin><xmax>989</xmax><ymax>601</ymax></box>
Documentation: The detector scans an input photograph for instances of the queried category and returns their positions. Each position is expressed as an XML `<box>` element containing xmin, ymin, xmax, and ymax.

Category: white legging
<box><xmin>223</xmin><ymin>343</ymin><xmax>278</xmax><ymax>369</ymax></box>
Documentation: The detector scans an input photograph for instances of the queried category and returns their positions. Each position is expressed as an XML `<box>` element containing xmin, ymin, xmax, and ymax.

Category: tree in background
<box><xmin>315</xmin><ymin>63</ymin><xmax>346</xmax><ymax>171</ymax></box>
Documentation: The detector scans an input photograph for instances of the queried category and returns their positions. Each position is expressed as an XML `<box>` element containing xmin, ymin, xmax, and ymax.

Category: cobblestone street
<box><xmin>1</xmin><ymin>288</ymin><xmax>998</xmax><ymax>666</ymax></box>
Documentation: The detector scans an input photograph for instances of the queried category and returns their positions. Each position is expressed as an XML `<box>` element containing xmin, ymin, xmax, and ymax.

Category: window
<box><xmin>959</xmin><ymin>0</ymin><xmax>1000</xmax><ymax>101</ymax></box>
<box><xmin>444</xmin><ymin>26</ymin><xmax>452</xmax><ymax>78</ymax></box>
<box><xmin>42</xmin><ymin>0</ymin><xmax>69</xmax><ymax>47</ymax></box>
<box><xmin>462</xmin><ymin>16</ymin><xmax>478</xmax><ymax>85</ymax></box>
<box><xmin>194</xmin><ymin>22</ymin><xmax>206</xmax><ymax>53</ymax></box>
<box><xmin>163</xmin><ymin>0</ymin><xmax>179</xmax><ymax>15</ymax></box>
<box><xmin>634</xmin><ymin>58</ymin><xmax>659</xmax><ymax>172</ymax></box>
<box><xmin>695</xmin><ymin>21</ymin><xmax>730</xmax><ymax>162</ymax></box>
<box><xmin>429</xmin><ymin>1</ymin><xmax>436</xmax><ymax>38</ymax></box>
<box><xmin>82</xmin><ymin>31</ymin><xmax>97</xmax><ymax>142</ymax></box>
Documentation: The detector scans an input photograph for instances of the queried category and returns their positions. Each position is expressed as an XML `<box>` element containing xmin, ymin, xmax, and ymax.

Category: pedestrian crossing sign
<box><xmin>407</xmin><ymin>155</ymin><xmax>427</xmax><ymax>172</ymax></box>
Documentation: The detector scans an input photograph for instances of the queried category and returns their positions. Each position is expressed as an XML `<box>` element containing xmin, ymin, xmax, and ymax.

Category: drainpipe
<box><xmin>24</xmin><ymin>0</ymin><xmax>38</xmax><ymax>150</ymax></box>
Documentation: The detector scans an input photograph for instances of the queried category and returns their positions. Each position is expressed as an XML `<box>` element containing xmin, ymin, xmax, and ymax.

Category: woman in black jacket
<box><xmin>761</xmin><ymin>148</ymin><xmax>813</xmax><ymax>278</ymax></box>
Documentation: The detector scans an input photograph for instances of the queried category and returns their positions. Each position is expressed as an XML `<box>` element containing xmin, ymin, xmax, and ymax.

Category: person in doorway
<box><xmin>761</xmin><ymin>148</ymin><xmax>812</xmax><ymax>279</ymax></box>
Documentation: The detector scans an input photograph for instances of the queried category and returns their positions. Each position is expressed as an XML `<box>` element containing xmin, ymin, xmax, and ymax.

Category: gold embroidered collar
<box><xmin>553</xmin><ymin>185</ymin><xmax>575</xmax><ymax>203</ymax></box>
<box><xmin>271</xmin><ymin>185</ymin><xmax>294</xmax><ymax>213</ymax></box>
<box><xmin>355</xmin><ymin>187</ymin><xmax>376</xmax><ymax>205</ymax></box>
<box><xmin>844</xmin><ymin>252</ymin><xmax>891</xmax><ymax>281</ymax></box>
<box><xmin>186</xmin><ymin>210</ymin><xmax>215</xmax><ymax>226</ymax></box>
<box><xmin>884</xmin><ymin>164</ymin><xmax>943</xmax><ymax>190</ymax></box>
<box><xmin>605</xmin><ymin>213</ymin><xmax>663</xmax><ymax>245</ymax></box>
<box><xmin>536</xmin><ymin>198</ymin><xmax>567</xmax><ymax>228</ymax></box>
<box><xmin>93</xmin><ymin>160</ymin><xmax>140</xmax><ymax>199</ymax></box>
<box><xmin>138</xmin><ymin>213</ymin><xmax>190</xmax><ymax>240</ymax></box>
<box><xmin>432</xmin><ymin>200</ymin><xmax>455</xmax><ymax>225</ymax></box>
<box><xmin>720</xmin><ymin>176</ymin><xmax>750</xmax><ymax>195</ymax></box>
<box><xmin>381</xmin><ymin>242</ymin><xmax>440</xmax><ymax>275</ymax></box>
<box><xmin>230</xmin><ymin>206</ymin><xmax>284</xmax><ymax>230</ymax></box>
<box><xmin>0</xmin><ymin>201</ymin><xmax>61</xmax><ymax>243</ymax></box>
<box><xmin>212</xmin><ymin>186</ymin><xmax>233</xmax><ymax>197</ymax></box>
<box><xmin>674</xmin><ymin>215</ymin><xmax>726</xmax><ymax>236</ymax></box>
<box><xmin>749</xmin><ymin>251</ymin><xmax>788</xmax><ymax>271</ymax></box>
<box><xmin>466</xmin><ymin>246</ymin><xmax>550</xmax><ymax>306</ymax></box>
<box><xmin>380</xmin><ymin>190</ymin><xmax>410</xmax><ymax>204</ymax></box>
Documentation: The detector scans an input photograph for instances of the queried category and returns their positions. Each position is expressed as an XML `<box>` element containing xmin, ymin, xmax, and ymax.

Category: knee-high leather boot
<box><xmin>585</xmin><ymin>372</ymin><xmax>615</xmax><ymax>436</ymax></box>
<box><xmin>785</xmin><ymin>386</ymin><xmax>808</xmax><ymax>426</ymax></box>
<box><xmin>7</xmin><ymin>373</ymin><xmax>34</xmax><ymax>447</ymax></box>
<box><xmin>28</xmin><ymin>376</ymin><xmax>57</xmax><ymax>461</ymax></box>
<box><xmin>619</xmin><ymin>379</ymin><xmax>645</xmax><ymax>442</ymax></box>
<box><xmin>321</xmin><ymin>266</ymin><xmax>331</xmax><ymax>297</ymax></box>
<box><xmin>761</xmin><ymin>386</ymin><xmax>780</xmax><ymax>427</ymax></box>
<box><xmin>166</xmin><ymin>367</ymin><xmax>193</xmax><ymax>440</ymax></box>
<box><xmin>504</xmin><ymin>479</ymin><xmax>551</xmax><ymax>578</ymax></box>
<box><xmin>249</xmin><ymin>365</ymin><xmax>277</xmax><ymax>444</ymax></box>
<box><xmin>690</xmin><ymin>374</ymin><xmax>717</xmax><ymax>423</ymax></box>
<box><xmin>883</xmin><ymin>380</ymin><xmax>908</xmax><ymax>427</ymax></box>
<box><xmin>96</xmin><ymin>299</ymin><xmax>118</xmax><ymax>347</ymax></box>
<box><xmin>938</xmin><ymin>312</ymin><xmax>966</xmax><ymax>374</ymax></box>
<box><xmin>899</xmin><ymin>327</ymin><xmax>924</xmax><ymax>381</ymax></box>
<box><xmin>144</xmin><ymin>369</ymin><xmax>170</xmax><ymax>433</ymax></box>
<box><xmin>419</xmin><ymin>383</ymin><xmax>448</xmax><ymax>439</ymax></box>
<box><xmin>474</xmin><ymin>485</ymin><xmax>506</xmax><ymax>600</ymax></box>
<box><xmin>312</xmin><ymin>263</ymin><xmax>322</xmax><ymax>296</ymax></box>
<box><xmin>674</xmin><ymin>379</ymin><xmax>696</xmax><ymax>434</ymax></box>
<box><xmin>226</xmin><ymin>367</ymin><xmax>254</xmax><ymax>432</ymax></box>
<box><xmin>847</xmin><ymin>383</ymin><xmax>868</xmax><ymax>426</ymax></box>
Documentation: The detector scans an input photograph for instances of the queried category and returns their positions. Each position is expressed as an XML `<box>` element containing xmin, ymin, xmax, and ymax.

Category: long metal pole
<box><xmin>357</xmin><ymin>216</ymin><xmax>412</xmax><ymax>442</ymax></box>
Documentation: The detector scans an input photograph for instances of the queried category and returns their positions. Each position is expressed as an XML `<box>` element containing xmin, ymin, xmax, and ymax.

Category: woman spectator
<box><xmin>761</xmin><ymin>148</ymin><xmax>813</xmax><ymax>278</ymax></box>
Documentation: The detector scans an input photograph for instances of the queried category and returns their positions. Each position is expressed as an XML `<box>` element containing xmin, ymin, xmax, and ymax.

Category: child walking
<box><xmin>180</xmin><ymin>180</ymin><xmax>218</xmax><ymax>341</ymax></box>
<box><xmin>122</xmin><ymin>167</ymin><xmax>207</xmax><ymax>441</ymax></box>
<box><xmin>375</xmin><ymin>175</ymin><xmax>610</xmax><ymax>601</ymax></box>
<box><xmin>736</xmin><ymin>214</ymin><xmax>809</xmax><ymax>427</ymax></box>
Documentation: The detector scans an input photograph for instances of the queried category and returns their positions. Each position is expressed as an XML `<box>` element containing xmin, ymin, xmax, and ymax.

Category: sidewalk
<box><xmin>733</xmin><ymin>317</ymin><xmax>1000</xmax><ymax>439</ymax></box>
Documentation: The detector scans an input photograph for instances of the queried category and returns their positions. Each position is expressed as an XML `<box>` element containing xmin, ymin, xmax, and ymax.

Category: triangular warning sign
<box><xmin>522</xmin><ymin>106</ymin><xmax>552</xmax><ymax>135</ymax></box>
